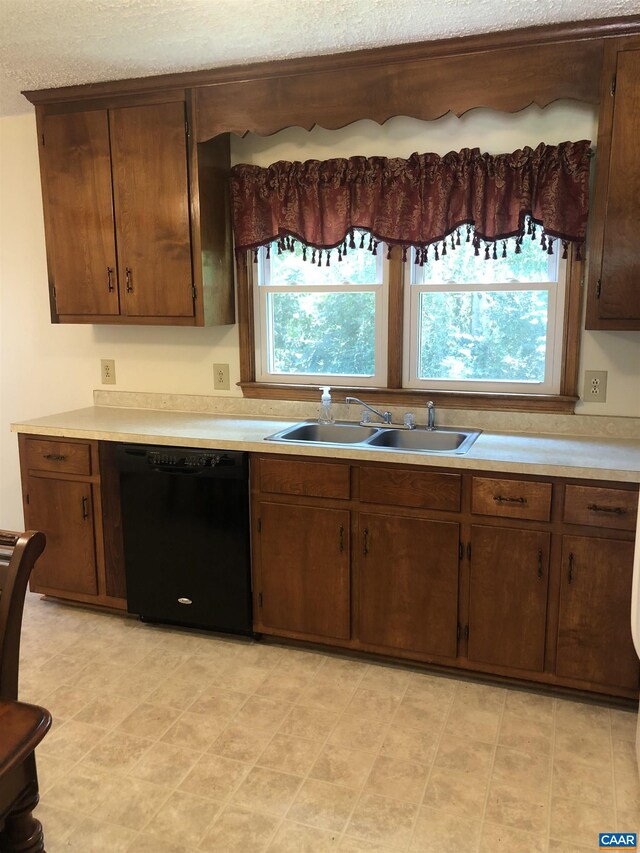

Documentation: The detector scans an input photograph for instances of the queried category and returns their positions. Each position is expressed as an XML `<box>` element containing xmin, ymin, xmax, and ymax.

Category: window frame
<box><xmin>236</xmin><ymin>245</ymin><xmax>583</xmax><ymax>413</ymax></box>
<box><xmin>403</xmin><ymin>247</ymin><xmax>567</xmax><ymax>395</ymax></box>
<box><xmin>253</xmin><ymin>245</ymin><xmax>389</xmax><ymax>387</ymax></box>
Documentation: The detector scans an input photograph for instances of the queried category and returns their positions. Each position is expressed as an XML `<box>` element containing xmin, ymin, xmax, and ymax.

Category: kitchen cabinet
<box><xmin>556</xmin><ymin>535</ymin><xmax>638</xmax><ymax>690</ymax></box>
<box><xmin>357</xmin><ymin>512</ymin><xmax>459</xmax><ymax>659</ymax></box>
<box><xmin>586</xmin><ymin>39</ymin><xmax>640</xmax><ymax>330</ymax></box>
<box><xmin>254</xmin><ymin>501</ymin><xmax>350</xmax><ymax>641</ymax></box>
<box><xmin>37</xmin><ymin>99</ymin><xmax>233</xmax><ymax>326</ymax></box>
<box><xmin>18</xmin><ymin>435</ymin><xmax>126</xmax><ymax>608</ymax></box>
<box><xmin>467</xmin><ymin>525</ymin><xmax>550</xmax><ymax>673</ymax></box>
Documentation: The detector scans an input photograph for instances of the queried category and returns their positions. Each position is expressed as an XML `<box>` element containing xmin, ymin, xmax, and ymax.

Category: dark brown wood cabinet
<box><xmin>249</xmin><ymin>453</ymin><xmax>638</xmax><ymax>700</ymax></box>
<box><xmin>37</xmin><ymin>99</ymin><xmax>234</xmax><ymax>326</ymax></box>
<box><xmin>467</xmin><ymin>525</ymin><xmax>550</xmax><ymax>673</ymax></box>
<box><xmin>254</xmin><ymin>501</ymin><xmax>350</xmax><ymax>641</ymax></box>
<box><xmin>586</xmin><ymin>39</ymin><xmax>640</xmax><ymax>329</ymax></box>
<box><xmin>18</xmin><ymin>435</ymin><xmax>126</xmax><ymax>609</ymax></box>
<box><xmin>357</xmin><ymin>512</ymin><xmax>459</xmax><ymax>659</ymax></box>
<box><xmin>556</xmin><ymin>535</ymin><xmax>639</xmax><ymax>690</ymax></box>
<box><xmin>24</xmin><ymin>477</ymin><xmax>98</xmax><ymax>595</ymax></box>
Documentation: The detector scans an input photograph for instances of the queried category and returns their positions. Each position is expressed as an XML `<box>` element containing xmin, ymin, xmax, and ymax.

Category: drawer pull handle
<box><xmin>44</xmin><ymin>453</ymin><xmax>66</xmax><ymax>462</ymax></box>
<box><xmin>494</xmin><ymin>495</ymin><xmax>527</xmax><ymax>504</ymax></box>
<box><xmin>537</xmin><ymin>549</ymin><xmax>543</xmax><ymax>579</ymax></box>
<box><xmin>363</xmin><ymin>528</ymin><xmax>369</xmax><ymax>556</ymax></box>
<box><xmin>339</xmin><ymin>525</ymin><xmax>344</xmax><ymax>553</ymax></box>
<box><xmin>107</xmin><ymin>266</ymin><xmax>115</xmax><ymax>292</ymax></box>
<box><xmin>81</xmin><ymin>496</ymin><xmax>89</xmax><ymax>519</ymax></box>
<box><xmin>125</xmin><ymin>267</ymin><xmax>133</xmax><ymax>293</ymax></box>
<box><xmin>178</xmin><ymin>597</ymin><xmax>193</xmax><ymax>605</ymax></box>
<box><xmin>568</xmin><ymin>552</ymin><xmax>574</xmax><ymax>584</ymax></box>
<box><xmin>587</xmin><ymin>503</ymin><xmax>626</xmax><ymax>515</ymax></box>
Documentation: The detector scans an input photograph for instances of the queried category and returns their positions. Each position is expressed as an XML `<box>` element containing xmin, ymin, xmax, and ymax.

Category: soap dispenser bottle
<box><xmin>318</xmin><ymin>386</ymin><xmax>335</xmax><ymax>424</ymax></box>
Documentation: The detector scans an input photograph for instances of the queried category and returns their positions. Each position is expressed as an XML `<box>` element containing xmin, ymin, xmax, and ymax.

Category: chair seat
<box><xmin>0</xmin><ymin>700</ymin><xmax>51</xmax><ymax>779</ymax></box>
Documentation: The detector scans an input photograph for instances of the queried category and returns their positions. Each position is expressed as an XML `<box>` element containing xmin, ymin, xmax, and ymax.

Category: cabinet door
<box><xmin>41</xmin><ymin>110</ymin><xmax>119</xmax><ymax>316</ymax></box>
<box><xmin>358</xmin><ymin>513</ymin><xmax>459</xmax><ymax>658</ymax></box>
<box><xmin>557</xmin><ymin>535</ymin><xmax>639</xmax><ymax>690</ymax></box>
<box><xmin>598</xmin><ymin>49</ymin><xmax>640</xmax><ymax>322</ymax></box>
<box><xmin>587</xmin><ymin>45</ymin><xmax>640</xmax><ymax>329</ymax></box>
<box><xmin>468</xmin><ymin>525</ymin><xmax>549</xmax><ymax>672</ymax></box>
<box><xmin>256</xmin><ymin>502</ymin><xmax>350</xmax><ymax>640</ymax></box>
<box><xmin>110</xmin><ymin>101</ymin><xmax>194</xmax><ymax>318</ymax></box>
<box><xmin>25</xmin><ymin>477</ymin><xmax>98</xmax><ymax>595</ymax></box>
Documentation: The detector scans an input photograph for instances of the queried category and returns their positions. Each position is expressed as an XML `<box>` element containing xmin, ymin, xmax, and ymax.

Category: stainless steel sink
<box><xmin>366</xmin><ymin>427</ymin><xmax>481</xmax><ymax>454</ymax></box>
<box><xmin>266</xmin><ymin>421</ymin><xmax>481</xmax><ymax>454</ymax></box>
<box><xmin>266</xmin><ymin>421</ymin><xmax>380</xmax><ymax>444</ymax></box>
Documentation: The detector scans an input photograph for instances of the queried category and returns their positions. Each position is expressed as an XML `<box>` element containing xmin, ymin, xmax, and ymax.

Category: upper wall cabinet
<box><xmin>36</xmin><ymin>97</ymin><xmax>234</xmax><ymax>326</ymax></box>
<box><xmin>586</xmin><ymin>38</ymin><xmax>640</xmax><ymax>330</ymax></box>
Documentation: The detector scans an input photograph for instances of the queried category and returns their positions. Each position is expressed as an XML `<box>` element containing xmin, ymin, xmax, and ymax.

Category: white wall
<box><xmin>2</xmin><ymin>105</ymin><xmax>639</xmax><ymax>526</ymax></box>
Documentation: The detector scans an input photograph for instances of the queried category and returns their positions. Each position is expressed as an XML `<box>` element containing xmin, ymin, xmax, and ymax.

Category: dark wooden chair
<box><xmin>0</xmin><ymin>529</ymin><xmax>51</xmax><ymax>853</ymax></box>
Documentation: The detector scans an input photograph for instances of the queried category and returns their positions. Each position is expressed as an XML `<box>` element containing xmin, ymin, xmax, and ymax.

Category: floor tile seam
<box><xmin>401</xmin><ymin>675</ymin><xmax>456</xmax><ymax>853</ymax></box>
<box><xmin>34</xmin><ymin>801</ymin><xmax>79</xmax><ymax>843</ymax></box>
<box><xmin>272</xmin><ymin>688</ymin><xmax>400</xmax><ymax>848</ymax></box>
<box><xmin>477</xmin><ymin>688</ymin><xmax>506</xmax><ymax>830</ymax></box>
<box><xmin>98</xmin><ymin>778</ymin><xmax>176</xmax><ymax>835</ymax></box>
<box><xmin>139</xmin><ymin>790</ymin><xmax>225</xmax><ymax>849</ymax></box>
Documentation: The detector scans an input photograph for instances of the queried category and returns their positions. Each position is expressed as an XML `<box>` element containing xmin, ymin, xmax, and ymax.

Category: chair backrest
<box><xmin>0</xmin><ymin>530</ymin><xmax>46</xmax><ymax>701</ymax></box>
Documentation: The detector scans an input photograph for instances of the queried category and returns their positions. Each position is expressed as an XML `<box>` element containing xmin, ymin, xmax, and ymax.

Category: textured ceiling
<box><xmin>1</xmin><ymin>0</ymin><xmax>639</xmax><ymax>116</ymax></box>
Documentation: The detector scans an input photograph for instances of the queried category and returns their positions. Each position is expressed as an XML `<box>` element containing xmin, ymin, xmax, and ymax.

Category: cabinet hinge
<box><xmin>258</xmin><ymin>592</ymin><xmax>263</xmax><ymax>607</ymax></box>
<box><xmin>191</xmin><ymin>284</ymin><xmax>197</xmax><ymax>300</ymax></box>
<box><xmin>610</xmin><ymin>74</ymin><xmax>616</xmax><ymax>96</ymax></box>
<box><xmin>467</xmin><ymin>542</ymin><xmax>472</xmax><ymax>560</ymax></box>
<box><xmin>185</xmin><ymin>120</ymin><xmax>190</xmax><ymax>140</ymax></box>
<box><xmin>257</xmin><ymin>518</ymin><xmax>261</xmax><ymax>533</ymax></box>
<box><xmin>464</xmin><ymin>625</ymin><xmax>469</xmax><ymax>640</ymax></box>
<box><xmin>596</xmin><ymin>278</ymin><xmax>602</xmax><ymax>299</ymax></box>
<box><xmin>41</xmin><ymin>133</ymin><xmax>45</xmax><ymax>146</ymax></box>
<box><xmin>458</xmin><ymin>541</ymin><xmax>464</xmax><ymax>560</ymax></box>
<box><xmin>456</xmin><ymin>623</ymin><xmax>461</xmax><ymax>640</ymax></box>
<box><xmin>51</xmin><ymin>283</ymin><xmax>57</xmax><ymax>305</ymax></box>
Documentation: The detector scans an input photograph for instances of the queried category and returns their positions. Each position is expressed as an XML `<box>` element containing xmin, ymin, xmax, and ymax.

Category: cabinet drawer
<box><xmin>564</xmin><ymin>485</ymin><xmax>638</xmax><ymax>531</ymax></box>
<box><xmin>24</xmin><ymin>438</ymin><xmax>92</xmax><ymax>476</ymax></box>
<box><xmin>359</xmin><ymin>466</ymin><xmax>461</xmax><ymax>511</ymax></box>
<box><xmin>472</xmin><ymin>477</ymin><xmax>552</xmax><ymax>522</ymax></box>
<box><xmin>259</xmin><ymin>458</ymin><xmax>350</xmax><ymax>499</ymax></box>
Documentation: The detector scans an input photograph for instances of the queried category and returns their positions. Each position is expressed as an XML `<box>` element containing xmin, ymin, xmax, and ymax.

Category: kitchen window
<box><xmin>405</xmin><ymin>235</ymin><xmax>566</xmax><ymax>394</ymax></box>
<box><xmin>233</xmin><ymin>140</ymin><xmax>590</xmax><ymax>411</ymax></box>
<box><xmin>254</xmin><ymin>238</ymin><xmax>388</xmax><ymax>386</ymax></box>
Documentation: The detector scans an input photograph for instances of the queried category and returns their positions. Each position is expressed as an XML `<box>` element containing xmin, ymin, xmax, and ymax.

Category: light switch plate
<box><xmin>583</xmin><ymin>369</ymin><xmax>607</xmax><ymax>403</ymax></box>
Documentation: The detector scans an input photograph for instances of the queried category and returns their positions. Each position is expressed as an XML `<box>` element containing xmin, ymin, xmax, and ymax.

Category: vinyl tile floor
<box><xmin>16</xmin><ymin>593</ymin><xmax>640</xmax><ymax>852</ymax></box>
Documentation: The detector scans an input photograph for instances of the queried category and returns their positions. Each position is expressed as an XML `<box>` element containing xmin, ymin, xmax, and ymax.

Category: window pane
<box><xmin>418</xmin><ymin>290</ymin><xmax>548</xmax><ymax>383</ymax></box>
<box><xmin>267</xmin><ymin>240</ymin><xmax>380</xmax><ymax>286</ymax></box>
<box><xmin>268</xmin><ymin>292</ymin><xmax>376</xmax><ymax>376</ymax></box>
<box><xmin>415</xmin><ymin>236</ymin><xmax>557</xmax><ymax>285</ymax></box>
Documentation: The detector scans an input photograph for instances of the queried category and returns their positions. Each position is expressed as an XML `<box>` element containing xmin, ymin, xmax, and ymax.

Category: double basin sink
<box><xmin>266</xmin><ymin>421</ymin><xmax>481</xmax><ymax>455</ymax></box>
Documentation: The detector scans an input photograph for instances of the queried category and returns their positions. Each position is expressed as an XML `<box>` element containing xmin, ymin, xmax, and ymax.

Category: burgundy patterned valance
<box><xmin>230</xmin><ymin>140</ymin><xmax>591</xmax><ymax>261</ymax></box>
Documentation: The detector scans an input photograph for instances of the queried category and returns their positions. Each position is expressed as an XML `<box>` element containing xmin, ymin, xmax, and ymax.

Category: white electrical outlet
<box><xmin>101</xmin><ymin>359</ymin><xmax>116</xmax><ymax>385</ymax></box>
<box><xmin>213</xmin><ymin>363</ymin><xmax>230</xmax><ymax>391</ymax></box>
<box><xmin>583</xmin><ymin>369</ymin><xmax>607</xmax><ymax>403</ymax></box>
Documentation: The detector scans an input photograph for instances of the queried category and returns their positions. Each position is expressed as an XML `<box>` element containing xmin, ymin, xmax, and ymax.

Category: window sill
<box><xmin>239</xmin><ymin>382</ymin><xmax>579</xmax><ymax>414</ymax></box>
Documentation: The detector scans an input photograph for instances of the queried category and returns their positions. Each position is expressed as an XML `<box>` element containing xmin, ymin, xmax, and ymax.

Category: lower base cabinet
<box><xmin>357</xmin><ymin>512</ymin><xmax>459</xmax><ymax>658</ymax></box>
<box><xmin>25</xmin><ymin>476</ymin><xmax>98</xmax><ymax>595</ymax></box>
<box><xmin>250</xmin><ymin>455</ymin><xmax>639</xmax><ymax>701</ymax></box>
<box><xmin>254</xmin><ymin>501</ymin><xmax>350</xmax><ymax>641</ymax></box>
<box><xmin>556</xmin><ymin>535</ymin><xmax>638</xmax><ymax>690</ymax></box>
<box><xmin>467</xmin><ymin>525</ymin><xmax>550</xmax><ymax>672</ymax></box>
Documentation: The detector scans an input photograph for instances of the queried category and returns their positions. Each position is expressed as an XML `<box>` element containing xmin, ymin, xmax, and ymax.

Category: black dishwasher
<box><xmin>115</xmin><ymin>443</ymin><xmax>252</xmax><ymax>635</ymax></box>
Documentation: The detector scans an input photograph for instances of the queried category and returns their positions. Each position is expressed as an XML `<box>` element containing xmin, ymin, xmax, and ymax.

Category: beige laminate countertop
<box><xmin>11</xmin><ymin>405</ymin><xmax>640</xmax><ymax>483</ymax></box>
